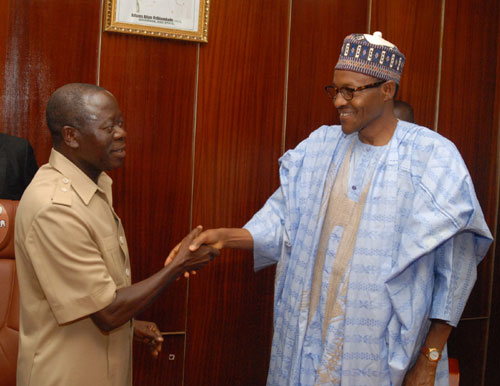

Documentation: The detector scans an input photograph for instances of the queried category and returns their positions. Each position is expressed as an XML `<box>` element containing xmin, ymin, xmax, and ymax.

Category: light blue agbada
<box><xmin>244</xmin><ymin>121</ymin><xmax>492</xmax><ymax>386</ymax></box>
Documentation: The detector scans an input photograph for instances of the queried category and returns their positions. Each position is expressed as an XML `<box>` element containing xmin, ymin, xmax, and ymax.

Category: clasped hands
<box><xmin>164</xmin><ymin>226</ymin><xmax>223</xmax><ymax>278</ymax></box>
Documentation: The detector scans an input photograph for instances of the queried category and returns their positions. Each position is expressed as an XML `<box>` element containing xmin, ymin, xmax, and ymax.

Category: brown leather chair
<box><xmin>0</xmin><ymin>199</ymin><xmax>19</xmax><ymax>386</ymax></box>
<box><xmin>449</xmin><ymin>357</ymin><xmax>460</xmax><ymax>386</ymax></box>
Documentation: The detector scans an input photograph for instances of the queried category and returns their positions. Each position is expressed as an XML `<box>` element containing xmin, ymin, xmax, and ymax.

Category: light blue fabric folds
<box><xmin>245</xmin><ymin>121</ymin><xmax>492</xmax><ymax>386</ymax></box>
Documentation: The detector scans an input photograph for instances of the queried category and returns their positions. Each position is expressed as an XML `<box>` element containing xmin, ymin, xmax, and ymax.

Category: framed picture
<box><xmin>103</xmin><ymin>0</ymin><xmax>209</xmax><ymax>43</ymax></box>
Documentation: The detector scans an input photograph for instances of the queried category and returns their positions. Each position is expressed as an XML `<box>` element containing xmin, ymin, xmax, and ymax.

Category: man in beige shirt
<box><xmin>15</xmin><ymin>83</ymin><xmax>217</xmax><ymax>386</ymax></box>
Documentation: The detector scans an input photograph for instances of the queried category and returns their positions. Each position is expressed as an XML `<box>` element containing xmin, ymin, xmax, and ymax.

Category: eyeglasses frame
<box><xmin>324</xmin><ymin>80</ymin><xmax>387</xmax><ymax>101</ymax></box>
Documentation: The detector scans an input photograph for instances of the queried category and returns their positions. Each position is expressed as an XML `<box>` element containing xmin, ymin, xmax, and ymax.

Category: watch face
<box><xmin>429</xmin><ymin>351</ymin><xmax>440</xmax><ymax>361</ymax></box>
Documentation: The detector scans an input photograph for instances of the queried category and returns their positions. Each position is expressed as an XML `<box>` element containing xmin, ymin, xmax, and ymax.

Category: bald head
<box><xmin>393</xmin><ymin>100</ymin><xmax>415</xmax><ymax>123</ymax></box>
<box><xmin>46</xmin><ymin>83</ymin><xmax>107</xmax><ymax>146</ymax></box>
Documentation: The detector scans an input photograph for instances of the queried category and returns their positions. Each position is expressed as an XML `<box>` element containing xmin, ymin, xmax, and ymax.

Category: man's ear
<box><xmin>61</xmin><ymin>126</ymin><xmax>80</xmax><ymax>149</ymax></box>
<box><xmin>382</xmin><ymin>81</ymin><xmax>397</xmax><ymax>101</ymax></box>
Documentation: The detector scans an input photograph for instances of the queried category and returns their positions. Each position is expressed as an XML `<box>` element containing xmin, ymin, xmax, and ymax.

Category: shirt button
<box><xmin>119</xmin><ymin>236</ymin><xmax>125</xmax><ymax>244</ymax></box>
<box><xmin>352</xmin><ymin>185</ymin><xmax>357</xmax><ymax>190</ymax></box>
<box><xmin>61</xmin><ymin>187</ymin><xmax>68</xmax><ymax>192</ymax></box>
<box><xmin>62</xmin><ymin>178</ymin><xmax>69</xmax><ymax>184</ymax></box>
<box><xmin>125</xmin><ymin>268</ymin><xmax>130</xmax><ymax>277</ymax></box>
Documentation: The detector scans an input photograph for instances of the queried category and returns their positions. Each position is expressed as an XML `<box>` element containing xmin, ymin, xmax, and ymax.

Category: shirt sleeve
<box><xmin>390</xmin><ymin>130</ymin><xmax>493</xmax><ymax>326</ymax></box>
<box><xmin>24</xmin><ymin>204</ymin><xmax>117</xmax><ymax>324</ymax></box>
<box><xmin>430</xmin><ymin>231</ymin><xmax>484</xmax><ymax>326</ymax></box>
<box><xmin>415</xmin><ymin>136</ymin><xmax>492</xmax><ymax>325</ymax></box>
<box><xmin>243</xmin><ymin>127</ymin><xmax>330</xmax><ymax>272</ymax></box>
<box><xmin>244</xmin><ymin>187</ymin><xmax>286</xmax><ymax>271</ymax></box>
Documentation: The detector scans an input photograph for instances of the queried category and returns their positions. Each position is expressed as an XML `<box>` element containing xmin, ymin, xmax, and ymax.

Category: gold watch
<box><xmin>421</xmin><ymin>346</ymin><xmax>442</xmax><ymax>362</ymax></box>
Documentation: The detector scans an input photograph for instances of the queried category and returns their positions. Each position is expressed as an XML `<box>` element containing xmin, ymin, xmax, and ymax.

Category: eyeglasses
<box><xmin>324</xmin><ymin>80</ymin><xmax>386</xmax><ymax>101</ymax></box>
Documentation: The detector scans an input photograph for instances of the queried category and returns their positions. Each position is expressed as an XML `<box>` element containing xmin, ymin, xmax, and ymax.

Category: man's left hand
<box><xmin>134</xmin><ymin>320</ymin><xmax>164</xmax><ymax>359</ymax></box>
<box><xmin>402</xmin><ymin>354</ymin><xmax>438</xmax><ymax>386</ymax></box>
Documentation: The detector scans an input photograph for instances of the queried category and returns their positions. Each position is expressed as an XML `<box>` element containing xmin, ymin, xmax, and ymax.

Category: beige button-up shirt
<box><xmin>15</xmin><ymin>149</ymin><xmax>132</xmax><ymax>386</ymax></box>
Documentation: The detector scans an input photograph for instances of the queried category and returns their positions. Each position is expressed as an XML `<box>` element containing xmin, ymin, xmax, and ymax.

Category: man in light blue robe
<box><xmin>189</xmin><ymin>32</ymin><xmax>493</xmax><ymax>385</ymax></box>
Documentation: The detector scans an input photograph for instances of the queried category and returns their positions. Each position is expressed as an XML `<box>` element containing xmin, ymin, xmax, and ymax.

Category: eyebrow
<box><xmin>332</xmin><ymin>84</ymin><xmax>355</xmax><ymax>88</ymax></box>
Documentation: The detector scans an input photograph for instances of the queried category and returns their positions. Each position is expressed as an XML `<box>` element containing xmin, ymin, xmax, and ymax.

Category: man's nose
<box><xmin>114</xmin><ymin>125</ymin><xmax>127</xmax><ymax>139</ymax></box>
<box><xmin>333</xmin><ymin>93</ymin><xmax>348</xmax><ymax>109</ymax></box>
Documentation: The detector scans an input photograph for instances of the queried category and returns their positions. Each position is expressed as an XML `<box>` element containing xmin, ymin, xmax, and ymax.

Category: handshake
<box><xmin>162</xmin><ymin>226</ymin><xmax>221</xmax><ymax>278</ymax></box>
<box><xmin>163</xmin><ymin>226</ymin><xmax>253</xmax><ymax>278</ymax></box>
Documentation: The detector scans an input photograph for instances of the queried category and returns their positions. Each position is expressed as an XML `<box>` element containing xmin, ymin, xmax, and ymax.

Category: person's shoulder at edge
<box><xmin>0</xmin><ymin>132</ymin><xmax>33</xmax><ymax>150</ymax></box>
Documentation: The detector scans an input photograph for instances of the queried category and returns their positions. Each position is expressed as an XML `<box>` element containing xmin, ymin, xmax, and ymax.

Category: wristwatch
<box><xmin>421</xmin><ymin>346</ymin><xmax>442</xmax><ymax>362</ymax></box>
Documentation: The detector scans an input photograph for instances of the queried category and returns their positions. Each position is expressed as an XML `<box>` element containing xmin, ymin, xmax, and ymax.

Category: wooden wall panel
<box><xmin>186</xmin><ymin>0</ymin><xmax>290</xmax><ymax>384</ymax></box>
<box><xmin>0</xmin><ymin>0</ymin><xmax>10</xmax><ymax>129</ymax></box>
<box><xmin>285</xmin><ymin>0</ymin><xmax>369</xmax><ymax>150</ymax></box>
<box><xmin>438</xmin><ymin>0</ymin><xmax>499</xmax><ymax>383</ymax></box>
<box><xmin>0</xmin><ymin>0</ymin><xmax>100</xmax><ymax>165</ymax></box>
<box><xmin>448</xmin><ymin>319</ymin><xmax>489</xmax><ymax>386</ymax></box>
<box><xmin>487</xmin><ymin>223</ymin><xmax>500</xmax><ymax>384</ymax></box>
<box><xmin>371</xmin><ymin>0</ymin><xmax>441</xmax><ymax>129</ymax></box>
<box><xmin>438</xmin><ymin>0</ymin><xmax>499</xmax><ymax>320</ymax></box>
<box><xmin>133</xmin><ymin>334</ymin><xmax>185</xmax><ymax>386</ymax></box>
<box><xmin>99</xmin><ymin>32</ymin><xmax>198</xmax><ymax>385</ymax></box>
<box><xmin>485</xmin><ymin>5</ymin><xmax>500</xmax><ymax>383</ymax></box>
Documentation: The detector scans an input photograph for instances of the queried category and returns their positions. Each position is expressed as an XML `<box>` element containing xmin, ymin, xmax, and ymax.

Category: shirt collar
<box><xmin>49</xmin><ymin>148</ymin><xmax>113</xmax><ymax>206</ymax></box>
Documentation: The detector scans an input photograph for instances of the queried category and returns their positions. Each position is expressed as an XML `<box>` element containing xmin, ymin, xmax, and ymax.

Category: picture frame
<box><xmin>103</xmin><ymin>0</ymin><xmax>209</xmax><ymax>43</ymax></box>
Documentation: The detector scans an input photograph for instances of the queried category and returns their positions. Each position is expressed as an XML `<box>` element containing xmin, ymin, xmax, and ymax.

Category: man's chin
<box><xmin>340</xmin><ymin>125</ymin><xmax>359</xmax><ymax>135</ymax></box>
<box><xmin>107</xmin><ymin>159</ymin><xmax>125</xmax><ymax>171</ymax></box>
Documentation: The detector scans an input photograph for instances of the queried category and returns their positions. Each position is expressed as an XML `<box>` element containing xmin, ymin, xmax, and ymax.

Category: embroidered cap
<box><xmin>335</xmin><ymin>31</ymin><xmax>405</xmax><ymax>84</ymax></box>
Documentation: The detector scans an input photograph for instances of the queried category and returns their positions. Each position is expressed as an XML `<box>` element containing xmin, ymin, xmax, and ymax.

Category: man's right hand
<box><xmin>189</xmin><ymin>228</ymin><xmax>254</xmax><ymax>252</ymax></box>
<box><xmin>165</xmin><ymin>226</ymin><xmax>220</xmax><ymax>276</ymax></box>
<box><xmin>189</xmin><ymin>228</ymin><xmax>228</xmax><ymax>252</ymax></box>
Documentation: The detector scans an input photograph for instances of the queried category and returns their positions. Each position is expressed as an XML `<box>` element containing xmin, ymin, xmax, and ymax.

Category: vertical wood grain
<box><xmin>485</xmin><ymin>5</ymin><xmax>500</xmax><ymax>384</ymax></box>
<box><xmin>186</xmin><ymin>0</ymin><xmax>290</xmax><ymax>384</ymax></box>
<box><xmin>0</xmin><ymin>0</ymin><xmax>101</xmax><ymax>165</ymax></box>
<box><xmin>0</xmin><ymin>0</ymin><xmax>10</xmax><ymax>130</ymax></box>
<box><xmin>285</xmin><ymin>0</ymin><xmax>369</xmax><ymax>150</ymax></box>
<box><xmin>132</xmin><ymin>335</ymin><xmax>185</xmax><ymax>386</ymax></box>
<box><xmin>448</xmin><ymin>319</ymin><xmax>488</xmax><ymax>386</ymax></box>
<box><xmin>438</xmin><ymin>0</ymin><xmax>499</xmax><ymax>225</ymax></box>
<box><xmin>99</xmin><ymin>32</ymin><xmax>199</xmax><ymax>385</ymax></box>
<box><xmin>438</xmin><ymin>0</ymin><xmax>499</xmax><ymax>382</ymax></box>
<box><xmin>371</xmin><ymin>0</ymin><xmax>442</xmax><ymax>129</ymax></box>
<box><xmin>438</xmin><ymin>0</ymin><xmax>499</xmax><ymax>320</ymax></box>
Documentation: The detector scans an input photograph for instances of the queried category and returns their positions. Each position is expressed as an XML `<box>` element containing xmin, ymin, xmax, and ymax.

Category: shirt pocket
<box><xmin>101</xmin><ymin>234</ymin><xmax>127</xmax><ymax>287</ymax></box>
